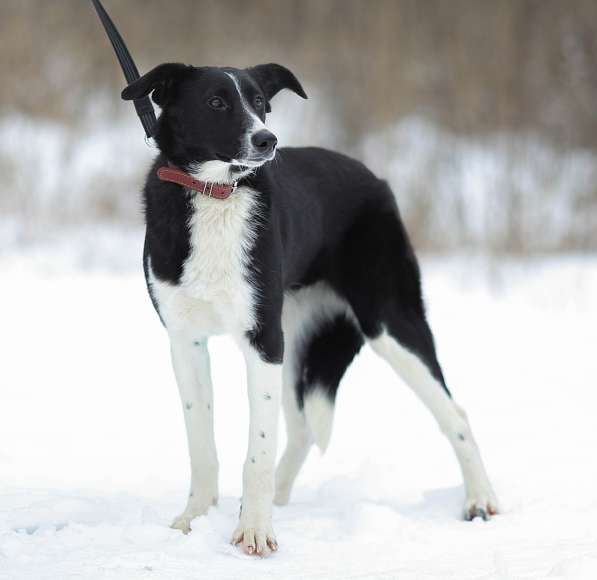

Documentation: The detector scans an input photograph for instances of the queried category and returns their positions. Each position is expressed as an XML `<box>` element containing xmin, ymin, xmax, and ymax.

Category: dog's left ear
<box><xmin>247</xmin><ymin>63</ymin><xmax>307</xmax><ymax>112</ymax></box>
<box><xmin>121</xmin><ymin>63</ymin><xmax>191</xmax><ymax>107</ymax></box>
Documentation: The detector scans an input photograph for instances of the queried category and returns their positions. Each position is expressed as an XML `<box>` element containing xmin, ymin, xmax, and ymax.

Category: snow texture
<box><xmin>362</xmin><ymin>117</ymin><xmax>597</xmax><ymax>250</ymax></box>
<box><xmin>1</xmin><ymin>238</ymin><xmax>596</xmax><ymax>579</ymax></box>
<box><xmin>3</xmin><ymin>107</ymin><xmax>596</xmax><ymax>252</ymax></box>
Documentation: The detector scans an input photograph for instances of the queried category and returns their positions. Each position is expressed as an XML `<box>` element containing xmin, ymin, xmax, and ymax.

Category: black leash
<box><xmin>90</xmin><ymin>0</ymin><xmax>157</xmax><ymax>139</ymax></box>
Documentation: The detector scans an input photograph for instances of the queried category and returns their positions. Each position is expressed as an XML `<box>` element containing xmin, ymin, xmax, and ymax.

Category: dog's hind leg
<box><xmin>273</xmin><ymin>360</ymin><xmax>312</xmax><ymax>506</ymax></box>
<box><xmin>369</xmin><ymin>322</ymin><xmax>499</xmax><ymax>520</ymax></box>
<box><xmin>169</xmin><ymin>335</ymin><xmax>218</xmax><ymax>533</ymax></box>
<box><xmin>336</xmin><ymin>200</ymin><xmax>498</xmax><ymax>520</ymax></box>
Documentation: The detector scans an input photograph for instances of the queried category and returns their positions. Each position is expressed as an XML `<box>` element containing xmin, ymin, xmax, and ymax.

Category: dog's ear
<box><xmin>247</xmin><ymin>63</ymin><xmax>307</xmax><ymax>112</ymax></box>
<box><xmin>121</xmin><ymin>63</ymin><xmax>190</xmax><ymax>107</ymax></box>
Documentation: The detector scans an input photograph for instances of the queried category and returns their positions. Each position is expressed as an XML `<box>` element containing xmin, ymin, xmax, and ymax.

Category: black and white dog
<box><xmin>122</xmin><ymin>62</ymin><xmax>498</xmax><ymax>555</ymax></box>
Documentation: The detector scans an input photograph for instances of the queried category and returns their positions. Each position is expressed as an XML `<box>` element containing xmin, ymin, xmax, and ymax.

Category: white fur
<box><xmin>169</xmin><ymin>337</ymin><xmax>218</xmax><ymax>534</ymax></box>
<box><xmin>303</xmin><ymin>388</ymin><xmax>334</xmax><ymax>452</ymax></box>
<box><xmin>226</xmin><ymin>72</ymin><xmax>275</xmax><ymax>163</ymax></box>
<box><xmin>232</xmin><ymin>341</ymin><xmax>282</xmax><ymax>554</ymax></box>
<box><xmin>274</xmin><ymin>283</ymin><xmax>358</xmax><ymax>504</ymax></box>
<box><xmin>273</xmin><ymin>357</ymin><xmax>311</xmax><ymax>506</ymax></box>
<box><xmin>150</xmin><ymin>179</ymin><xmax>282</xmax><ymax>550</ymax></box>
<box><xmin>188</xmin><ymin>160</ymin><xmax>237</xmax><ymax>184</ymax></box>
<box><xmin>151</xmin><ymin>184</ymin><xmax>262</xmax><ymax>535</ymax></box>
<box><xmin>188</xmin><ymin>159</ymin><xmax>257</xmax><ymax>185</ymax></box>
<box><xmin>369</xmin><ymin>330</ymin><xmax>499</xmax><ymax>517</ymax></box>
<box><xmin>149</xmin><ymin>184</ymin><xmax>260</xmax><ymax>340</ymax></box>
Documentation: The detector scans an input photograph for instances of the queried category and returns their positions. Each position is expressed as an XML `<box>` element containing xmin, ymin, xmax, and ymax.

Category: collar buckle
<box><xmin>157</xmin><ymin>165</ymin><xmax>240</xmax><ymax>200</ymax></box>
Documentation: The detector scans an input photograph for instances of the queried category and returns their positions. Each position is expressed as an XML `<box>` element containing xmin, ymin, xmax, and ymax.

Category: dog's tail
<box><xmin>298</xmin><ymin>313</ymin><xmax>364</xmax><ymax>453</ymax></box>
<box><xmin>303</xmin><ymin>389</ymin><xmax>336</xmax><ymax>452</ymax></box>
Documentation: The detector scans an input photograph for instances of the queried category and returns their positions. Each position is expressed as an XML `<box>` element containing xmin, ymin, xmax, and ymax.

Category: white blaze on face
<box><xmin>226</xmin><ymin>72</ymin><xmax>269</xmax><ymax>160</ymax></box>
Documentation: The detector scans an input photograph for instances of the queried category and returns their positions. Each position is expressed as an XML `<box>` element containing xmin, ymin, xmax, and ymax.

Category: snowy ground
<box><xmin>1</xmin><ymin>237</ymin><xmax>597</xmax><ymax>579</ymax></box>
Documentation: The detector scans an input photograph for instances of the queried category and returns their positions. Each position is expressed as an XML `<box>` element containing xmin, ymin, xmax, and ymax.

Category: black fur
<box><xmin>143</xmin><ymin>158</ymin><xmax>193</xmax><ymax>284</ymax></box>
<box><xmin>296</xmin><ymin>314</ymin><xmax>364</xmax><ymax>409</ymax></box>
<box><xmin>127</xmin><ymin>63</ymin><xmax>449</xmax><ymax>394</ymax></box>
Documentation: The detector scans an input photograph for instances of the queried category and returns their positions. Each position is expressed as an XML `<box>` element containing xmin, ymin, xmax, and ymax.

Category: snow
<box><xmin>1</xmin><ymin>238</ymin><xmax>597</xmax><ymax>579</ymax></box>
<box><xmin>4</xmin><ymin>108</ymin><xmax>596</xmax><ymax>253</ymax></box>
<box><xmin>361</xmin><ymin>117</ymin><xmax>597</xmax><ymax>250</ymax></box>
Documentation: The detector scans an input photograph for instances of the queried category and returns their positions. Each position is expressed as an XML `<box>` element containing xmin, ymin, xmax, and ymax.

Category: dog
<box><xmin>121</xmin><ymin>62</ymin><xmax>499</xmax><ymax>556</ymax></box>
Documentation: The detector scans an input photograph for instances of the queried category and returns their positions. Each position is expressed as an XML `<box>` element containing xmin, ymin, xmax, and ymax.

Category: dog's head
<box><xmin>122</xmin><ymin>63</ymin><xmax>307</xmax><ymax>182</ymax></box>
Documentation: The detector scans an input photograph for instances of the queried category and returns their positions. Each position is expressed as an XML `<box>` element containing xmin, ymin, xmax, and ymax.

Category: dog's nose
<box><xmin>251</xmin><ymin>130</ymin><xmax>278</xmax><ymax>155</ymax></box>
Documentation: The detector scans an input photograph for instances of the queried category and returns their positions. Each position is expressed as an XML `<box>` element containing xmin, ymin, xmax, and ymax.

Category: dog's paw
<box><xmin>170</xmin><ymin>495</ymin><xmax>217</xmax><ymax>534</ymax></box>
<box><xmin>464</xmin><ymin>495</ymin><xmax>499</xmax><ymax>521</ymax></box>
<box><xmin>231</xmin><ymin>522</ymin><xmax>277</xmax><ymax>556</ymax></box>
<box><xmin>170</xmin><ymin>513</ymin><xmax>196</xmax><ymax>534</ymax></box>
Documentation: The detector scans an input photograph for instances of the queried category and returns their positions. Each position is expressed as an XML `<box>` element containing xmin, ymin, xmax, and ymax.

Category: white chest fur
<box><xmin>149</xmin><ymin>186</ymin><xmax>260</xmax><ymax>338</ymax></box>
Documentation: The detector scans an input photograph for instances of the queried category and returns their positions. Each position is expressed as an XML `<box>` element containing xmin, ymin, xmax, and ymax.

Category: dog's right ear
<box><xmin>121</xmin><ymin>63</ymin><xmax>190</xmax><ymax>106</ymax></box>
<box><xmin>247</xmin><ymin>63</ymin><xmax>307</xmax><ymax>112</ymax></box>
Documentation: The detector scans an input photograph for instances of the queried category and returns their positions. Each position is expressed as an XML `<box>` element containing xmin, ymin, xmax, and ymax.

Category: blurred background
<box><xmin>2</xmin><ymin>0</ymin><xmax>596</xmax><ymax>256</ymax></box>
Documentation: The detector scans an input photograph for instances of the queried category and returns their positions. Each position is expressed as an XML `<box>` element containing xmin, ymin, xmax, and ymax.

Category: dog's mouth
<box><xmin>230</xmin><ymin>152</ymin><xmax>276</xmax><ymax>171</ymax></box>
<box><xmin>211</xmin><ymin>150</ymin><xmax>276</xmax><ymax>176</ymax></box>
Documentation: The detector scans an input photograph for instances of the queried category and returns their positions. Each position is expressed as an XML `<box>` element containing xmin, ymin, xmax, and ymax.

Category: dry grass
<box><xmin>1</xmin><ymin>0</ymin><xmax>596</xmax><ymax>253</ymax></box>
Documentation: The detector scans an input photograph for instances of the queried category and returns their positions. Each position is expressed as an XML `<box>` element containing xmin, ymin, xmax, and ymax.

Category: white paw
<box><xmin>231</xmin><ymin>520</ymin><xmax>277</xmax><ymax>556</ymax></box>
<box><xmin>170</xmin><ymin>495</ymin><xmax>217</xmax><ymax>534</ymax></box>
<box><xmin>170</xmin><ymin>513</ymin><xmax>195</xmax><ymax>534</ymax></box>
<box><xmin>464</xmin><ymin>493</ymin><xmax>499</xmax><ymax>521</ymax></box>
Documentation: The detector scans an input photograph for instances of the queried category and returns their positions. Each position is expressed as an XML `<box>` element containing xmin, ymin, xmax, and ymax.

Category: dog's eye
<box><xmin>254</xmin><ymin>95</ymin><xmax>264</xmax><ymax>109</ymax></box>
<box><xmin>207</xmin><ymin>96</ymin><xmax>227</xmax><ymax>111</ymax></box>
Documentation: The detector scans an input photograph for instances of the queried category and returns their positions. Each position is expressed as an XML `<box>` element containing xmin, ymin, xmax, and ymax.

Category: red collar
<box><xmin>156</xmin><ymin>165</ymin><xmax>238</xmax><ymax>199</ymax></box>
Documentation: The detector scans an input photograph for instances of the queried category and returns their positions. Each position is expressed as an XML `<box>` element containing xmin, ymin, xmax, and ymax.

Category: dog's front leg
<box><xmin>232</xmin><ymin>341</ymin><xmax>282</xmax><ymax>556</ymax></box>
<box><xmin>169</xmin><ymin>335</ymin><xmax>218</xmax><ymax>534</ymax></box>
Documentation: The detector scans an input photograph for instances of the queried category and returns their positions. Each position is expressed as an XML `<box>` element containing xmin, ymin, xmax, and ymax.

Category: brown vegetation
<box><xmin>1</xmin><ymin>1</ymin><xmax>596</xmax><ymax>252</ymax></box>
<box><xmin>2</xmin><ymin>0</ymin><xmax>596</xmax><ymax>147</ymax></box>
